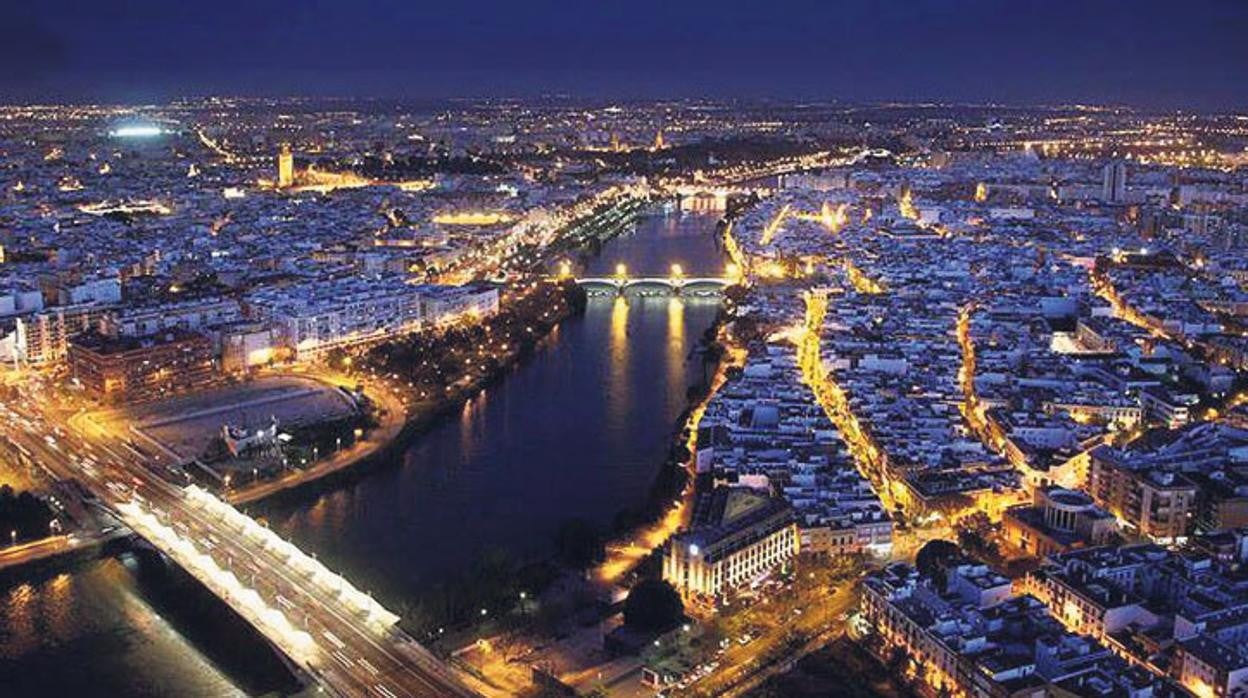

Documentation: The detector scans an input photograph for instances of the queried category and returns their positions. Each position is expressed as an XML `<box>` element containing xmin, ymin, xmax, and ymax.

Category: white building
<box><xmin>664</xmin><ymin>488</ymin><xmax>799</xmax><ymax>598</ymax></box>
<box><xmin>247</xmin><ymin>275</ymin><xmax>426</xmax><ymax>360</ymax></box>
<box><xmin>104</xmin><ymin>297</ymin><xmax>242</xmax><ymax>337</ymax></box>
<box><xmin>419</xmin><ymin>284</ymin><xmax>500</xmax><ymax>326</ymax></box>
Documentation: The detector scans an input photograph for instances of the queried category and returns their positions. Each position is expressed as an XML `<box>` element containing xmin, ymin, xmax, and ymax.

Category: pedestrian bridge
<box><xmin>576</xmin><ymin>276</ymin><xmax>731</xmax><ymax>297</ymax></box>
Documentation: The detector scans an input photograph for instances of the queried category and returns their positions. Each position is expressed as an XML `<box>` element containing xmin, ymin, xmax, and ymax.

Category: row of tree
<box><xmin>0</xmin><ymin>485</ymin><xmax>55</xmax><ymax>544</ymax></box>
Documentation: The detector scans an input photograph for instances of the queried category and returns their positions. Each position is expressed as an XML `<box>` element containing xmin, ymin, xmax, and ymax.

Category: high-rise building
<box><xmin>1102</xmin><ymin>162</ymin><xmax>1127</xmax><ymax>203</ymax></box>
<box><xmin>277</xmin><ymin>144</ymin><xmax>294</xmax><ymax>189</ymax></box>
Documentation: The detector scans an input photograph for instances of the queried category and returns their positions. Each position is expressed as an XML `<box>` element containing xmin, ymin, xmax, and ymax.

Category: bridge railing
<box><xmin>116</xmin><ymin>499</ymin><xmax>322</xmax><ymax>666</ymax></box>
<box><xmin>183</xmin><ymin>486</ymin><xmax>399</xmax><ymax>629</ymax></box>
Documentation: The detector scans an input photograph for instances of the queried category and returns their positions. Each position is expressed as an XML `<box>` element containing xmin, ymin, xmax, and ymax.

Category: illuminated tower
<box><xmin>609</xmin><ymin>132</ymin><xmax>622</xmax><ymax>153</ymax></box>
<box><xmin>653</xmin><ymin>128</ymin><xmax>665</xmax><ymax>151</ymax></box>
<box><xmin>277</xmin><ymin>144</ymin><xmax>294</xmax><ymax>189</ymax></box>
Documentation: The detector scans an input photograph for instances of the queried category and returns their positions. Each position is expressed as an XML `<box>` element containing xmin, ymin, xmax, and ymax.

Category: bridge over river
<box><xmin>2</xmin><ymin>399</ymin><xmax>477</xmax><ymax>698</ymax></box>
<box><xmin>574</xmin><ymin>264</ymin><xmax>733</xmax><ymax>297</ymax></box>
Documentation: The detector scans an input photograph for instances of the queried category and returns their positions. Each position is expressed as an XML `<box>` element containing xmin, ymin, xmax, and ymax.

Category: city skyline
<box><xmin>1</xmin><ymin>0</ymin><xmax>1246</xmax><ymax>109</ymax></box>
<box><xmin>2</xmin><ymin>4</ymin><xmax>1248</xmax><ymax>698</ymax></box>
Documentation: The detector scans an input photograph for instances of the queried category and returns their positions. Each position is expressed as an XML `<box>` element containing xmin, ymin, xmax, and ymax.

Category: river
<box><xmin>0</xmin><ymin>210</ymin><xmax>725</xmax><ymax>696</ymax></box>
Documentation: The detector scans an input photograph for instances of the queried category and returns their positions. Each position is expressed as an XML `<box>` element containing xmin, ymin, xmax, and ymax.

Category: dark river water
<box><xmin>0</xmin><ymin>211</ymin><xmax>725</xmax><ymax>696</ymax></box>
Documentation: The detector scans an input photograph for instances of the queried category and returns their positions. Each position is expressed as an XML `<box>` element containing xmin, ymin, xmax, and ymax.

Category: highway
<box><xmin>1</xmin><ymin>387</ymin><xmax>476</xmax><ymax>698</ymax></box>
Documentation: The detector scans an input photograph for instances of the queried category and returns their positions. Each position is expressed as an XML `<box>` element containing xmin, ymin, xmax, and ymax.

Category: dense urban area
<box><xmin>2</xmin><ymin>98</ymin><xmax>1248</xmax><ymax>698</ymax></box>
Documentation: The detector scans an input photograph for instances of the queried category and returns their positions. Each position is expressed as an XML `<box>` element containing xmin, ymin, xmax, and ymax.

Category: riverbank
<box><xmin>223</xmin><ymin>199</ymin><xmax>653</xmax><ymax>506</ymax></box>
<box><xmin>229</xmin><ymin>279</ymin><xmax>586</xmax><ymax>509</ymax></box>
<box><xmin>446</xmin><ymin>299</ymin><xmax>744</xmax><ymax>696</ymax></box>
<box><xmin>0</xmin><ymin>530</ymin><xmax>132</xmax><ymax>580</ymax></box>
<box><xmin>594</xmin><ymin>309</ymin><xmax>746</xmax><ymax>587</ymax></box>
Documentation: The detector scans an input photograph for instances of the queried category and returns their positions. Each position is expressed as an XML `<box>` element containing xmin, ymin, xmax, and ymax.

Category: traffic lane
<box><xmin>22</xmin><ymin>405</ymin><xmax>472</xmax><ymax>697</ymax></box>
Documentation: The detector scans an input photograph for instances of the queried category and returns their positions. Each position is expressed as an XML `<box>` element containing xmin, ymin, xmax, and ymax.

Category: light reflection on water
<box><xmin>267</xmin><ymin>213</ymin><xmax>726</xmax><ymax>609</ymax></box>
<box><xmin>0</xmin><ymin>212</ymin><xmax>725</xmax><ymax>696</ymax></box>
<box><xmin>0</xmin><ymin>556</ymin><xmax>288</xmax><ymax>697</ymax></box>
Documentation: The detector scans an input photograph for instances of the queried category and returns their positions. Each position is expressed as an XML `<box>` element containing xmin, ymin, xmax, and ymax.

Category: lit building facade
<box><xmin>68</xmin><ymin>329</ymin><xmax>217</xmax><ymax>403</ymax></box>
<box><xmin>247</xmin><ymin>276</ymin><xmax>425</xmax><ymax>361</ymax></box>
<box><xmin>1003</xmin><ymin>487</ymin><xmax>1118</xmax><ymax>558</ymax></box>
<box><xmin>664</xmin><ymin>488</ymin><xmax>798</xmax><ymax>598</ymax></box>
<box><xmin>14</xmin><ymin>304</ymin><xmax>111</xmax><ymax>365</ymax></box>
<box><xmin>861</xmin><ymin>560</ymin><xmax>1155</xmax><ymax>698</ymax></box>
<box><xmin>1088</xmin><ymin>445</ymin><xmax>1197</xmax><ymax>543</ymax></box>
<box><xmin>277</xmin><ymin>144</ymin><xmax>294</xmax><ymax>188</ymax></box>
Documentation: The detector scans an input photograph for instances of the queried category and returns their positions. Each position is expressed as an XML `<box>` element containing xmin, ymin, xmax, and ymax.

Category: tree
<box><xmin>554</xmin><ymin>518</ymin><xmax>605</xmax><ymax>570</ymax></box>
<box><xmin>623</xmin><ymin>579</ymin><xmax>684</xmax><ymax>632</ymax></box>
<box><xmin>915</xmin><ymin>539</ymin><xmax>961</xmax><ymax>592</ymax></box>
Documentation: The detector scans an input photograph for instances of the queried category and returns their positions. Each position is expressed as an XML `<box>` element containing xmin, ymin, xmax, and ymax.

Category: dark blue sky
<box><xmin>2</xmin><ymin>0</ymin><xmax>1245</xmax><ymax>108</ymax></box>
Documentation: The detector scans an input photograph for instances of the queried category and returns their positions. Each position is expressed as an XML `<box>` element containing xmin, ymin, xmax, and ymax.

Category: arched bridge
<box><xmin>576</xmin><ymin>276</ymin><xmax>731</xmax><ymax>297</ymax></box>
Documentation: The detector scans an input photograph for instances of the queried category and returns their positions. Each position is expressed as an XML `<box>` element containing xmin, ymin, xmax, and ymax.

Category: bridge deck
<box><xmin>4</xmin><ymin>400</ymin><xmax>476</xmax><ymax>698</ymax></box>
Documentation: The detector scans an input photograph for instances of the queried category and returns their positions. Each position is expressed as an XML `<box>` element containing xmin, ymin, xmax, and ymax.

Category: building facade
<box><xmin>664</xmin><ymin>488</ymin><xmax>799</xmax><ymax>599</ymax></box>
<box><xmin>68</xmin><ymin>329</ymin><xmax>217</xmax><ymax>403</ymax></box>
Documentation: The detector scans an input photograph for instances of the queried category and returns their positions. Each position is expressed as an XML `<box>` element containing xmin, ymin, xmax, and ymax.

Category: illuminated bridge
<box><xmin>6</xmin><ymin>401</ymin><xmax>477</xmax><ymax>698</ymax></box>
<box><xmin>110</xmin><ymin>486</ymin><xmax>478</xmax><ymax>698</ymax></box>
<box><xmin>576</xmin><ymin>275</ymin><xmax>731</xmax><ymax>297</ymax></box>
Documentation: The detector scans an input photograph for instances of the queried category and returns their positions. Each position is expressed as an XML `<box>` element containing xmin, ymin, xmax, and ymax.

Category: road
<box><xmin>1</xmin><ymin>385</ymin><xmax>476</xmax><ymax>698</ymax></box>
<box><xmin>0</xmin><ymin>529</ymin><xmax>129</xmax><ymax>573</ymax></box>
<box><xmin>675</xmin><ymin>582</ymin><xmax>859</xmax><ymax>698</ymax></box>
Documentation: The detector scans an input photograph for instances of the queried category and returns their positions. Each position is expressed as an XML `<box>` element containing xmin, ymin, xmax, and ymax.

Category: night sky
<box><xmin>2</xmin><ymin>0</ymin><xmax>1245</xmax><ymax>108</ymax></box>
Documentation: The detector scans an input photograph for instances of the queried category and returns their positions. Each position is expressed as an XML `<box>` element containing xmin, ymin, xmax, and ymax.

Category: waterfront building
<box><xmin>663</xmin><ymin>487</ymin><xmax>799</xmax><ymax>599</ymax></box>
<box><xmin>246</xmin><ymin>275</ymin><xmax>426</xmax><ymax>361</ymax></box>
<box><xmin>696</xmin><ymin>335</ymin><xmax>892</xmax><ymax>558</ymax></box>
<box><xmin>419</xmin><ymin>284</ymin><xmax>500</xmax><ymax>326</ymax></box>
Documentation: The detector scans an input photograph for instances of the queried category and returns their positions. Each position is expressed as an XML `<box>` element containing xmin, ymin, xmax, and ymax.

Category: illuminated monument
<box><xmin>277</xmin><ymin>144</ymin><xmax>294</xmax><ymax>189</ymax></box>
